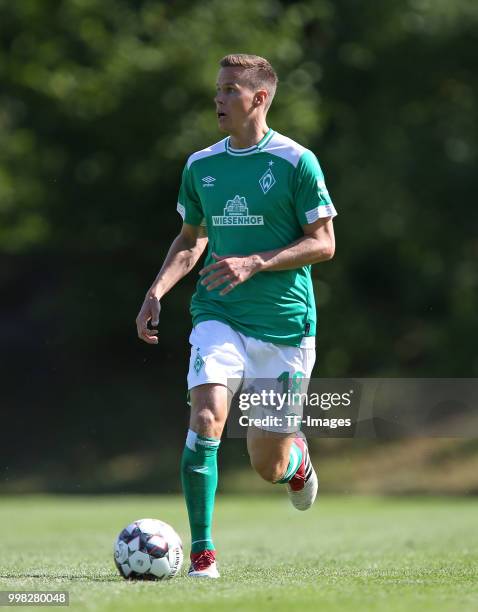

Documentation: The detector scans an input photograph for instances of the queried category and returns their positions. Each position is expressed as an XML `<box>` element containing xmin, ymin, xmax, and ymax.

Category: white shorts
<box><xmin>187</xmin><ymin>320</ymin><xmax>316</xmax><ymax>433</ymax></box>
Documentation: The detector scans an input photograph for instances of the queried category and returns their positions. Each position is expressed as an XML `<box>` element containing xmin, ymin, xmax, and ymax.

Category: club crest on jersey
<box><xmin>212</xmin><ymin>195</ymin><xmax>264</xmax><ymax>226</ymax></box>
<box><xmin>259</xmin><ymin>168</ymin><xmax>276</xmax><ymax>195</ymax></box>
<box><xmin>202</xmin><ymin>176</ymin><xmax>216</xmax><ymax>187</ymax></box>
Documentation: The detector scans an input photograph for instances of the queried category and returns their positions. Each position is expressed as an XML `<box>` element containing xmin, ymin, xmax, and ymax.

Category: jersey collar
<box><xmin>225</xmin><ymin>128</ymin><xmax>275</xmax><ymax>156</ymax></box>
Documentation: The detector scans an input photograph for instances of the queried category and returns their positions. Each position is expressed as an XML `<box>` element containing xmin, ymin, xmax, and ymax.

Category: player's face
<box><xmin>214</xmin><ymin>67</ymin><xmax>256</xmax><ymax>133</ymax></box>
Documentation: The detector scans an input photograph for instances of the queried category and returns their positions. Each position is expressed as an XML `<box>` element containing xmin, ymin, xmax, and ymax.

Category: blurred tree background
<box><xmin>1</xmin><ymin>0</ymin><xmax>477</xmax><ymax>494</ymax></box>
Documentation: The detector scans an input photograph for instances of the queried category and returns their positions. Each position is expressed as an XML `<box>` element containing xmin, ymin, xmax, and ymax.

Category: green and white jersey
<box><xmin>176</xmin><ymin>128</ymin><xmax>337</xmax><ymax>347</ymax></box>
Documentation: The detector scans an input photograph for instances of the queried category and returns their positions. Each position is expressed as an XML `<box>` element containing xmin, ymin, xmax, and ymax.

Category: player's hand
<box><xmin>199</xmin><ymin>252</ymin><xmax>262</xmax><ymax>296</ymax></box>
<box><xmin>136</xmin><ymin>293</ymin><xmax>161</xmax><ymax>344</ymax></box>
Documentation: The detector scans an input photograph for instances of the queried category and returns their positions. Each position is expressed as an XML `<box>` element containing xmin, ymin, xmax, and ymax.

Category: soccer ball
<box><xmin>114</xmin><ymin>518</ymin><xmax>183</xmax><ymax>580</ymax></box>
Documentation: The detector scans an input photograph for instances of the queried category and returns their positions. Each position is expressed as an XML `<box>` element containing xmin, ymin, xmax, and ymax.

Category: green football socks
<box><xmin>181</xmin><ymin>429</ymin><xmax>220</xmax><ymax>553</ymax></box>
<box><xmin>275</xmin><ymin>440</ymin><xmax>303</xmax><ymax>483</ymax></box>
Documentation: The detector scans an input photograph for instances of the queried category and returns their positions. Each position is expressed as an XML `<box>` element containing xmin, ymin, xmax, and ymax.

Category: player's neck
<box><xmin>228</xmin><ymin>122</ymin><xmax>270</xmax><ymax>150</ymax></box>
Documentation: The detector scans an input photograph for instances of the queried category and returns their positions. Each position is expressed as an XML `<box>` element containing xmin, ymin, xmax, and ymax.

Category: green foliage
<box><xmin>1</xmin><ymin>0</ymin><xmax>477</xmax><ymax>483</ymax></box>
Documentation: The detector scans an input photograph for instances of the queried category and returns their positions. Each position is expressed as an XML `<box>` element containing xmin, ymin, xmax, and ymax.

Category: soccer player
<box><xmin>136</xmin><ymin>54</ymin><xmax>337</xmax><ymax>578</ymax></box>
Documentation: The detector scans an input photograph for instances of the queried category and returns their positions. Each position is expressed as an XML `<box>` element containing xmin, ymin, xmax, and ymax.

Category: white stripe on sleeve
<box><xmin>304</xmin><ymin>203</ymin><xmax>337</xmax><ymax>224</ymax></box>
<box><xmin>177</xmin><ymin>202</ymin><xmax>185</xmax><ymax>219</ymax></box>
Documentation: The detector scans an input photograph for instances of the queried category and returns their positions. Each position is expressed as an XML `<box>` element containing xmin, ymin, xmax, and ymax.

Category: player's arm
<box><xmin>254</xmin><ymin>216</ymin><xmax>335</xmax><ymax>271</ymax></box>
<box><xmin>200</xmin><ymin>150</ymin><xmax>336</xmax><ymax>295</ymax></box>
<box><xmin>199</xmin><ymin>217</ymin><xmax>334</xmax><ymax>295</ymax></box>
<box><xmin>136</xmin><ymin>223</ymin><xmax>208</xmax><ymax>344</ymax></box>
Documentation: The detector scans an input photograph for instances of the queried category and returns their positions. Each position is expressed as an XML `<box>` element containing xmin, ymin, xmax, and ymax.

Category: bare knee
<box><xmin>194</xmin><ymin>408</ymin><xmax>222</xmax><ymax>438</ymax></box>
<box><xmin>190</xmin><ymin>384</ymin><xmax>228</xmax><ymax>438</ymax></box>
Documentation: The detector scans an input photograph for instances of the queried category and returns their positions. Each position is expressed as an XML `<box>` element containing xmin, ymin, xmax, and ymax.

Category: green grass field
<box><xmin>0</xmin><ymin>495</ymin><xmax>477</xmax><ymax>611</ymax></box>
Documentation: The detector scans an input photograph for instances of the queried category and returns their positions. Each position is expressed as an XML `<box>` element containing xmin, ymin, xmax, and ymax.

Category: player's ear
<box><xmin>254</xmin><ymin>89</ymin><xmax>268</xmax><ymax>107</ymax></box>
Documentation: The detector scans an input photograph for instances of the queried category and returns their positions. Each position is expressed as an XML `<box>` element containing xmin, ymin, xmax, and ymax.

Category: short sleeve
<box><xmin>294</xmin><ymin>150</ymin><xmax>337</xmax><ymax>225</ymax></box>
<box><xmin>176</xmin><ymin>163</ymin><xmax>205</xmax><ymax>226</ymax></box>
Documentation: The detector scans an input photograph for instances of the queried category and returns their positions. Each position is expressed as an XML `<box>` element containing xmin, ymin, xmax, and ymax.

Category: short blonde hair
<box><xmin>219</xmin><ymin>54</ymin><xmax>278</xmax><ymax>111</ymax></box>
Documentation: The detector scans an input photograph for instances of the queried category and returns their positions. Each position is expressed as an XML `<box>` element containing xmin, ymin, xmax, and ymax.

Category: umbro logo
<box><xmin>202</xmin><ymin>176</ymin><xmax>216</xmax><ymax>187</ymax></box>
<box><xmin>188</xmin><ymin>465</ymin><xmax>210</xmax><ymax>474</ymax></box>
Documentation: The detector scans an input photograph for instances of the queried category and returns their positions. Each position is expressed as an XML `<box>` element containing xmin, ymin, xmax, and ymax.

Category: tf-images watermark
<box><xmin>226</xmin><ymin>378</ymin><xmax>478</xmax><ymax>438</ymax></box>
